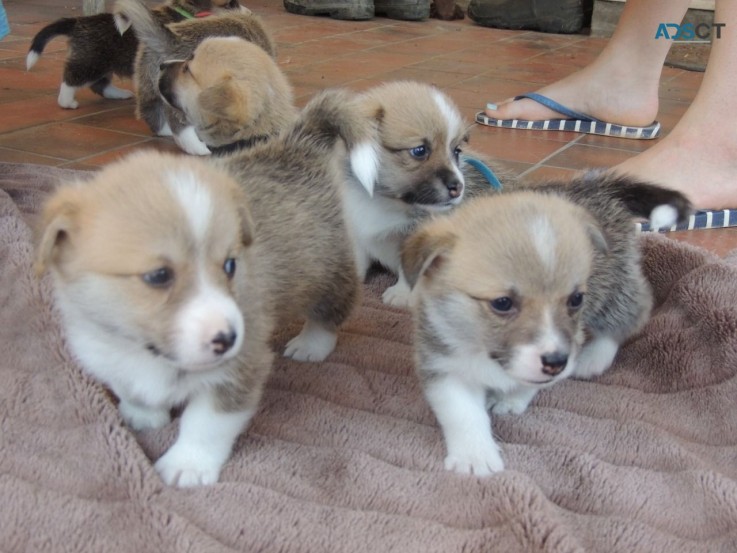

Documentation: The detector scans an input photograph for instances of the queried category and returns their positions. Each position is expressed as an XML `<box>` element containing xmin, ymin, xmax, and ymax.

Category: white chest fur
<box><xmin>343</xmin><ymin>177</ymin><xmax>413</xmax><ymax>275</ymax></box>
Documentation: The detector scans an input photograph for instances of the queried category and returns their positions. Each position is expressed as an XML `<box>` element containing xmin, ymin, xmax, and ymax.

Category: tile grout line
<box><xmin>517</xmin><ymin>134</ymin><xmax>586</xmax><ymax>178</ymax></box>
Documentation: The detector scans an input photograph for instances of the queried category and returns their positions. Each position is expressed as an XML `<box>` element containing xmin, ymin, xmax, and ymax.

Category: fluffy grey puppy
<box><xmin>401</xmin><ymin>172</ymin><xmax>692</xmax><ymax>476</ymax></box>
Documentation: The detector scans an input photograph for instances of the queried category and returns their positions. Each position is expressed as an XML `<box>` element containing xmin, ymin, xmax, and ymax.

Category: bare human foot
<box><xmin>485</xmin><ymin>60</ymin><xmax>660</xmax><ymax>128</ymax></box>
<box><xmin>615</xmin><ymin>112</ymin><xmax>737</xmax><ymax>210</ymax></box>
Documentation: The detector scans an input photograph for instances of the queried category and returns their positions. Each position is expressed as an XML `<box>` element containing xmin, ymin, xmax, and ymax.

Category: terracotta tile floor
<box><xmin>2</xmin><ymin>0</ymin><xmax>737</xmax><ymax>255</ymax></box>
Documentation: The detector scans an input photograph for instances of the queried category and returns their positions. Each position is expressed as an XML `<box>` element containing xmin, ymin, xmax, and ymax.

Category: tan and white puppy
<box><xmin>344</xmin><ymin>81</ymin><xmax>496</xmax><ymax>308</ymax></box>
<box><xmin>401</xmin><ymin>173</ymin><xmax>692</xmax><ymax>476</ymax></box>
<box><xmin>158</xmin><ymin>36</ymin><xmax>296</xmax><ymax>154</ymax></box>
<box><xmin>37</xmin><ymin>86</ymin><xmax>374</xmax><ymax>486</ymax></box>
<box><xmin>35</xmin><ymin>89</ymin><xmax>378</xmax><ymax>487</ymax></box>
<box><xmin>114</xmin><ymin>0</ymin><xmax>273</xmax><ymax>155</ymax></box>
<box><xmin>36</xmin><ymin>153</ymin><xmax>267</xmax><ymax>487</ymax></box>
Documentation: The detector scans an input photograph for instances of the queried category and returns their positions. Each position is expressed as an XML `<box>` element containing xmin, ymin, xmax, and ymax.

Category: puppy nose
<box><xmin>541</xmin><ymin>352</ymin><xmax>568</xmax><ymax>376</ymax></box>
<box><xmin>211</xmin><ymin>329</ymin><xmax>237</xmax><ymax>355</ymax></box>
<box><xmin>446</xmin><ymin>177</ymin><xmax>462</xmax><ymax>198</ymax></box>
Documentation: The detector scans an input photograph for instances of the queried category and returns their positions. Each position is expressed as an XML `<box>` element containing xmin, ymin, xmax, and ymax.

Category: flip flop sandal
<box><xmin>637</xmin><ymin>209</ymin><xmax>737</xmax><ymax>233</ymax></box>
<box><xmin>476</xmin><ymin>93</ymin><xmax>661</xmax><ymax>140</ymax></box>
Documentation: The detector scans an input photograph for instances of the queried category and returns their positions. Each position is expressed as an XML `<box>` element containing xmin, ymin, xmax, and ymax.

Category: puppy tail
<box><xmin>113</xmin><ymin>0</ymin><xmax>174</xmax><ymax>53</ymax></box>
<box><xmin>27</xmin><ymin>18</ymin><xmax>77</xmax><ymax>70</ymax></box>
<box><xmin>582</xmin><ymin>171</ymin><xmax>693</xmax><ymax>229</ymax></box>
<box><xmin>288</xmin><ymin>88</ymin><xmax>382</xmax><ymax>195</ymax></box>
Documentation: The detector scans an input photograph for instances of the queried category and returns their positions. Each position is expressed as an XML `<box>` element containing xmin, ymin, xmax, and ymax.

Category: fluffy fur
<box><xmin>401</xmin><ymin>173</ymin><xmax>692</xmax><ymax>476</ymax></box>
<box><xmin>210</xmin><ymin>88</ymin><xmax>381</xmax><ymax>364</ymax></box>
<box><xmin>35</xmin><ymin>88</ymin><xmax>378</xmax><ymax>487</ymax></box>
<box><xmin>26</xmin><ymin>0</ymin><xmax>245</xmax><ymax>110</ymax></box>
<box><xmin>114</xmin><ymin>0</ymin><xmax>273</xmax><ymax>155</ymax></box>
<box><xmin>343</xmin><ymin>81</ymin><xmax>499</xmax><ymax>308</ymax></box>
<box><xmin>158</xmin><ymin>36</ymin><xmax>296</xmax><ymax>153</ymax></box>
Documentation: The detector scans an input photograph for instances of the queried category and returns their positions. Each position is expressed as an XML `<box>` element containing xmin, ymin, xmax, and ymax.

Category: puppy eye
<box><xmin>142</xmin><ymin>267</ymin><xmax>174</xmax><ymax>288</ymax></box>
<box><xmin>453</xmin><ymin>146</ymin><xmax>462</xmax><ymax>163</ymax></box>
<box><xmin>567</xmin><ymin>291</ymin><xmax>584</xmax><ymax>310</ymax></box>
<box><xmin>489</xmin><ymin>297</ymin><xmax>514</xmax><ymax>314</ymax></box>
<box><xmin>223</xmin><ymin>257</ymin><xmax>236</xmax><ymax>279</ymax></box>
<box><xmin>409</xmin><ymin>145</ymin><xmax>429</xmax><ymax>160</ymax></box>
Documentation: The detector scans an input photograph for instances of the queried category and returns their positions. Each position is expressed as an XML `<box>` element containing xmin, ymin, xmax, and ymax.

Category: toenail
<box><xmin>486</xmin><ymin>103</ymin><xmax>498</xmax><ymax>110</ymax></box>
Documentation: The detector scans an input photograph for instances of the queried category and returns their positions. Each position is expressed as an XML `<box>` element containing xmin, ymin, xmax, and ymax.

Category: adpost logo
<box><xmin>655</xmin><ymin>22</ymin><xmax>726</xmax><ymax>43</ymax></box>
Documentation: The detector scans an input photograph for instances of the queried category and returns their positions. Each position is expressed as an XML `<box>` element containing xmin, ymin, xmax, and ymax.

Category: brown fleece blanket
<box><xmin>2</xmin><ymin>162</ymin><xmax>737</xmax><ymax>553</ymax></box>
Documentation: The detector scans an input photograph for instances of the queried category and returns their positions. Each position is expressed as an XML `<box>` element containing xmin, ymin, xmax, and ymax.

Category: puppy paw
<box><xmin>156</xmin><ymin>121</ymin><xmax>173</xmax><ymax>137</ymax></box>
<box><xmin>155</xmin><ymin>444</ymin><xmax>222</xmax><ymax>487</ymax></box>
<box><xmin>491</xmin><ymin>393</ymin><xmax>535</xmax><ymax>416</ymax></box>
<box><xmin>284</xmin><ymin>322</ymin><xmax>337</xmax><ymax>362</ymax></box>
<box><xmin>174</xmin><ymin>126</ymin><xmax>211</xmax><ymax>156</ymax></box>
<box><xmin>382</xmin><ymin>281</ymin><xmax>412</xmax><ymax>308</ymax></box>
<box><xmin>444</xmin><ymin>443</ymin><xmax>504</xmax><ymax>476</ymax></box>
<box><xmin>573</xmin><ymin>336</ymin><xmax>619</xmax><ymax>379</ymax></box>
<box><xmin>119</xmin><ymin>401</ymin><xmax>171</xmax><ymax>431</ymax></box>
<box><xmin>58</xmin><ymin>83</ymin><xmax>79</xmax><ymax>109</ymax></box>
<box><xmin>58</xmin><ymin>98</ymin><xmax>79</xmax><ymax>110</ymax></box>
<box><xmin>102</xmin><ymin>85</ymin><xmax>134</xmax><ymax>100</ymax></box>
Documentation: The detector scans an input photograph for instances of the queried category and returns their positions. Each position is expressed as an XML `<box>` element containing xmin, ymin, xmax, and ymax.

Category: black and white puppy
<box><xmin>26</xmin><ymin>0</ymin><xmax>245</xmax><ymax>109</ymax></box>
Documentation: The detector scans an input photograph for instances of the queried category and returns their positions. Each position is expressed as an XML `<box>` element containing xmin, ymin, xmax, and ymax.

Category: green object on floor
<box><xmin>0</xmin><ymin>0</ymin><xmax>10</xmax><ymax>40</ymax></box>
<box><xmin>468</xmin><ymin>0</ymin><xmax>584</xmax><ymax>34</ymax></box>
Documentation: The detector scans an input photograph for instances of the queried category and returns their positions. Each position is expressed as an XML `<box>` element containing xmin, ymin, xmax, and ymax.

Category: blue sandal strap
<box><xmin>513</xmin><ymin>92</ymin><xmax>601</xmax><ymax>123</ymax></box>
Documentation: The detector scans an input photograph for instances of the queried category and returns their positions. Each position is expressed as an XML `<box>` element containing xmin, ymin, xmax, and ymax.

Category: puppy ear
<box><xmin>227</xmin><ymin>184</ymin><xmax>254</xmax><ymax>247</ymax></box>
<box><xmin>198</xmin><ymin>76</ymin><xmax>252</xmax><ymax>126</ymax></box>
<box><xmin>584</xmin><ymin>219</ymin><xmax>609</xmax><ymax>255</ymax></box>
<box><xmin>238</xmin><ymin>203</ymin><xmax>254</xmax><ymax>248</ymax></box>
<box><xmin>401</xmin><ymin>225</ymin><xmax>457</xmax><ymax>289</ymax></box>
<box><xmin>34</xmin><ymin>188</ymin><xmax>80</xmax><ymax>276</ymax></box>
<box><xmin>113</xmin><ymin>13</ymin><xmax>132</xmax><ymax>35</ymax></box>
<box><xmin>350</xmin><ymin>142</ymin><xmax>380</xmax><ymax>197</ymax></box>
<box><xmin>349</xmin><ymin>100</ymin><xmax>384</xmax><ymax>197</ymax></box>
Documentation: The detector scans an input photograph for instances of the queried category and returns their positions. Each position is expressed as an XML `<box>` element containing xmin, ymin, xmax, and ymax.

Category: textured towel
<box><xmin>2</xmin><ymin>162</ymin><xmax>737</xmax><ymax>552</ymax></box>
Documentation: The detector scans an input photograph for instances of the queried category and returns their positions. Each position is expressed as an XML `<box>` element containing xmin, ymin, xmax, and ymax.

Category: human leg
<box><xmin>615</xmin><ymin>1</ymin><xmax>737</xmax><ymax>209</ymax></box>
<box><xmin>485</xmin><ymin>0</ymin><xmax>690</xmax><ymax>127</ymax></box>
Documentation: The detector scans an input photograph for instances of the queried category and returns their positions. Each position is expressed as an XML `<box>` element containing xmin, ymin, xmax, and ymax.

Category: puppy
<box><xmin>210</xmin><ymin>87</ymin><xmax>380</xmax><ymax>363</ymax></box>
<box><xmin>158</xmin><ymin>36</ymin><xmax>296</xmax><ymax>154</ymax></box>
<box><xmin>26</xmin><ymin>0</ymin><xmax>246</xmax><ymax>109</ymax></box>
<box><xmin>401</xmin><ymin>173</ymin><xmax>692</xmax><ymax>476</ymax></box>
<box><xmin>344</xmin><ymin>80</ymin><xmax>499</xmax><ymax>308</ymax></box>
<box><xmin>114</xmin><ymin>0</ymin><xmax>274</xmax><ymax>155</ymax></box>
<box><xmin>35</xmin><ymin>88</ymin><xmax>377</xmax><ymax>487</ymax></box>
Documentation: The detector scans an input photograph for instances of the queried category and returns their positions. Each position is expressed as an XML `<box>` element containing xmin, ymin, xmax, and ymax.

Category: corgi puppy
<box><xmin>35</xmin><ymin>89</ymin><xmax>379</xmax><ymax>487</ymax></box>
<box><xmin>343</xmin><ymin>81</ymin><xmax>499</xmax><ymax>308</ymax></box>
<box><xmin>401</xmin><ymin>173</ymin><xmax>692</xmax><ymax>476</ymax></box>
<box><xmin>114</xmin><ymin>0</ymin><xmax>273</xmax><ymax>155</ymax></box>
<box><xmin>26</xmin><ymin>0</ymin><xmax>246</xmax><ymax>110</ymax></box>
<box><xmin>158</xmin><ymin>36</ymin><xmax>296</xmax><ymax>154</ymax></box>
<box><xmin>36</xmin><ymin>152</ymin><xmax>268</xmax><ymax>487</ymax></box>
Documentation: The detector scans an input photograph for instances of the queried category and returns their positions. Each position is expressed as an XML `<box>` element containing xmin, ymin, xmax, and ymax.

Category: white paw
<box><xmin>119</xmin><ymin>401</ymin><xmax>171</xmax><ymax>431</ymax></box>
<box><xmin>284</xmin><ymin>321</ymin><xmax>337</xmax><ymax>362</ymax></box>
<box><xmin>573</xmin><ymin>336</ymin><xmax>619</xmax><ymax>379</ymax></box>
<box><xmin>174</xmin><ymin>126</ymin><xmax>211</xmax><ymax>156</ymax></box>
<box><xmin>382</xmin><ymin>281</ymin><xmax>412</xmax><ymax>308</ymax></box>
<box><xmin>58</xmin><ymin>98</ymin><xmax>79</xmax><ymax>109</ymax></box>
<box><xmin>156</xmin><ymin>121</ymin><xmax>173</xmax><ymax>137</ymax></box>
<box><xmin>102</xmin><ymin>84</ymin><xmax>134</xmax><ymax>100</ymax></box>
<box><xmin>155</xmin><ymin>443</ymin><xmax>223</xmax><ymax>487</ymax></box>
<box><xmin>58</xmin><ymin>82</ymin><xmax>79</xmax><ymax>109</ymax></box>
<box><xmin>491</xmin><ymin>396</ymin><xmax>532</xmax><ymax>416</ymax></box>
<box><xmin>444</xmin><ymin>442</ymin><xmax>504</xmax><ymax>476</ymax></box>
